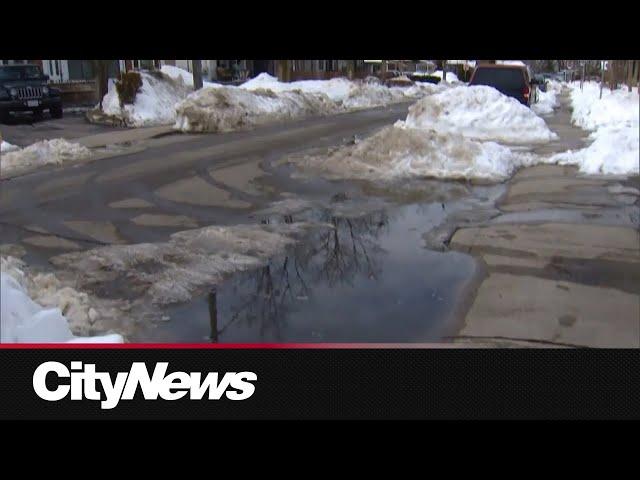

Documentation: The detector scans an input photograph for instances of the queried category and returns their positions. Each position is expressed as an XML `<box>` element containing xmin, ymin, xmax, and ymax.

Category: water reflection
<box><xmin>151</xmin><ymin>203</ymin><xmax>478</xmax><ymax>343</ymax></box>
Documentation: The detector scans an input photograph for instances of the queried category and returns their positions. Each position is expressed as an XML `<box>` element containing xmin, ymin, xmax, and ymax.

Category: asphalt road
<box><xmin>1</xmin><ymin>102</ymin><xmax>412</xmax><ymax>259</ymax></box>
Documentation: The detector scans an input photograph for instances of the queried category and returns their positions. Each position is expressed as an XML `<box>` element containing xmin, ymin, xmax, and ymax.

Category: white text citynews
<box><xmin>33</xmin><ymin>361</ymin><xmax>257</xmax><ymax>409</ymax></box>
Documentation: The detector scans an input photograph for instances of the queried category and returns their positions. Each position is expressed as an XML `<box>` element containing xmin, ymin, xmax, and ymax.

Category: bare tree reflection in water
<box><xmin>210</xmin><ymin>209</ymin><xmax>389</xmax><ymax>341</ymax></box>
<box><xmin>313</xmin><ymin>212</ymin><xmax>388</xmax><ymax>286</ymax></box>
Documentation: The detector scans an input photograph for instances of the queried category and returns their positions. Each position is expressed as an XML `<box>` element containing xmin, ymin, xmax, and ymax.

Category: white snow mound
<box><xmin>403</xmin><ymin>85</ymin><xmax>557</xmax><ymax>144</ymax></box>
<box><xmin>1</xmin><ymin>140</ymin><xmax>19</xmax><ymax>153</ymax></box>
<box><xmin>548</xmin><ymin>81</ymin><xmax>639</xmax><ymax>176</ymax></box>
<box><xmin>1</xmin><ymin>257</ymin><xmax>123</xmax><ymax>343</ymax></box>
<box><xmin>430</xmin><ymin>70</ymin><xmax>460</xmax><ymax>83</ymax></box>
<box><xmin>1</xmin><ymin>138</ymin><xmax>91</xmax><ymax>178</ymax></box>
<box><xmin>567</xmin><ymin>81</ymin><xmax>639</xmax><ymax>131</ymax></box>
<box><xmin>241</xmin><ymin>73</ymin><xmax>423</xmax><ymax>108</ymax></box>
<box><xmin>532</xmin><ymin>81</ymin><xmax>561</xmax><ymax>115</ymax></box>
<box><xmin>551</xmin><ymin>125</ymin><xmax>639</xmax><ymax>175</ymax></box>
<box><xmin>102</xmin><ymin>71</ymin><xmax>192</xmax><ymax>127</ymax></box>
<box><xmin>160</xmin><ymin>65</ymin><xmax>222</xmax><ymax>89</ymax></box>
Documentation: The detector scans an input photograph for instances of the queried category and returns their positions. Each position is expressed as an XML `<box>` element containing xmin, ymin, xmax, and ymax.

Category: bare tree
<box><xmin>91</xmin><ymin>60</ymin><xmax>113</xmax><ymax>110</ymax></box>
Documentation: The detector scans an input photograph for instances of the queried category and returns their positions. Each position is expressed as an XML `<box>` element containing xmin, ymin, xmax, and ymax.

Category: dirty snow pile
<box><xmin>1</xmin><ymin>140</ymin><xmax>19</xmax><ymax>153</ymax></box>
<box><xmin>550</xmin><ymin>81</ymin><xmax>639</xmax><ymax>175</ymax></box>
<box><xmin>0</xmin><ymin>138</ymin><xmax>91</xmax><ymax>178</ymax></box>
<box><xmin>50</xmin><ymin>222</ymin><xmax>331</xmax><ymax>305</ymax></box>
<box><xmin>404</xmin><ymin>85</ymin><xmax>557</xmax><ymax>144</ymax></box>
<box><xmin>532</xmin><ymin>80</ymin><xmax>562</xmax><ymax>115</ymax></box>
<box><xmin>101</xmin><ymin>71</ymin><xmax>193</xmax><ymax>127</ymax></box>
<box><xmin>292</xmin><ymin>124</ymin><xmax>536</xmax><ymax>182</ymax></box>
<box><xmin>174</xmin><ymin>86</ymin><xmax>339</xmax><ymax>133</ymax></box>
<box><xmin>1</xmin><ymin>256</ymin><xmax>123</xmax><ymax>343</ymax></box>
<box><xmin>98</xmin><ymin>68</ymin><xmax>442</xmax><ymax>132</ymax></box>
<box><xmin>288</xmin><ymin>84</ymin><xmax>559</xmax><ymax>182</ymax></box>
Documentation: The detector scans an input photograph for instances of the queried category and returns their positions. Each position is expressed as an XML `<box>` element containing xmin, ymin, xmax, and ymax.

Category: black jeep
<box><xmin>0</xmin><ymin>64</ymin><xmax>63</xmax><ymax>122</ymax></box>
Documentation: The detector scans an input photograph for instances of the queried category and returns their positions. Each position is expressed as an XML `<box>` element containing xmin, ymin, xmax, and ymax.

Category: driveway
<box><xmin>0</xmin><ymin>112</ymin><xmax>127</xmax><ymax>147</ymax></box>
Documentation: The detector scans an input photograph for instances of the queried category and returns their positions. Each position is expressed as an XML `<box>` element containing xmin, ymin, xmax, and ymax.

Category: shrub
<box><xmin>115</xmin><ymin>71</ymin><xmax>143</xmax><ymax>106</ymax></box>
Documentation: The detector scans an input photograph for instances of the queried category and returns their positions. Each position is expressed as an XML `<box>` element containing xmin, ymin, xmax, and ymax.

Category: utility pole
<box><xmin>208</xmin><ymin>287</ymin><xmax>218</xmax><ymax>343</ymax></box>
<box><xmin>192</xmin><ymin>60</ymin><xmax>203</xmax><ymax>90</ymax></box>
<box><xmin>442</xmin><ymin>60</ymin><xmax>447</xmax><ymax>83</ymax></box>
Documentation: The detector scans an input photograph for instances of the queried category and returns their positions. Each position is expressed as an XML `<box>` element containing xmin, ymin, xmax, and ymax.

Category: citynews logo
<box><xmin>33</xmin><ymin>361</ymin><xmax>257</xmax><ymax>410</ymax></box>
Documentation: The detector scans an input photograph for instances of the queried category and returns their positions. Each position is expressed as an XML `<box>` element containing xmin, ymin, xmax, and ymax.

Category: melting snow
<box><xmin>1</xmin><ymin>138</ymin><xmax>91</xmax><ymax>178</ymax></box>
<box><xmin>1</xmin><ymin>256</ymin><xmax>123</xmax><ymax>343</ymax></box>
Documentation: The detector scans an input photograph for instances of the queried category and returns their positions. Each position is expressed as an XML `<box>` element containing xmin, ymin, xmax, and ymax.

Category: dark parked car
<box><xmin>0</xmin><ymin>64</ymin><xmax>62</xmax><ymax>122</ymax></box>
<box><xmin>469</xmin><ymin>64</ymin><xmax>538</xmax><ymax>106</ymax></box>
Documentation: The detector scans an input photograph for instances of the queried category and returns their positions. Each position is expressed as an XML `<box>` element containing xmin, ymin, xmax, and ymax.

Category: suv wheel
<box><xmin>50</xmin><ymin>105</ymin><xmax>63</xmax><ymax>119</ymax></box>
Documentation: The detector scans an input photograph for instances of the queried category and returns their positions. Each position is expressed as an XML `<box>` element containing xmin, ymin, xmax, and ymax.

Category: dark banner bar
<box><xmin>1</xmin><ymin>348</ymin><xmax>638</xmax><ymax>420</ymax></box>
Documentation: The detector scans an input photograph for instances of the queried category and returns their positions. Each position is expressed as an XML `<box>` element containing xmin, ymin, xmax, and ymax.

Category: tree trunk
<box><xmin>91</xmin><ymin>61</ymin><xmax>111</xmax><ymax>110</ymax></box>
<box><xmin>347</xmin><ymin>60</ymin><xmax>355</xmax><ymax>80</ymax></box>
<box><xmin>192</xmin><ymin>60</ymin><xmax>203</xmax><ymax>90</ymax></box>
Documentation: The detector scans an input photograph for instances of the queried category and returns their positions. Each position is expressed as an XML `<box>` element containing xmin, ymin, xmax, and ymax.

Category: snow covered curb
<box><xmin>1</xmin><ymin>138</ymin><xmax>91</xmax><ymax>179</ymax></box>
<box><xmin>1</xmin><ymin>256</ymin><xmax>123</xmax><ymax>343</ymax></box>
<box><xmin>549</xmin><ymin>82</ymin><xmax>639</xmax><ymax>175</ymax></box>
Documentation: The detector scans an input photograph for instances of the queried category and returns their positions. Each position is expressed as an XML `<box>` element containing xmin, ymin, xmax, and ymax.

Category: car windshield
<box><xmin>0</xmin><ymin>65</ymin><xmax>43</xmax><ymax>81</ymax></box>
<box><xmin>471</xmin><ymin>68</ymin><xmax>526</xmax><ymax>89</ymax></box>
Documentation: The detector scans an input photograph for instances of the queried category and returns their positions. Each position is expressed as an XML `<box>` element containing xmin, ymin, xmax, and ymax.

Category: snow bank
<box><xmin>430</xmin><ymin>70</ymin><xmax>459</xmax><ymax>83</ymax></box>
<box><xmin>0</xmin><ymin>138</ymin><xmax>91</xmax><ymax>178</ymax></box>
<box><xmin>101</xmin><ymin>71</ymin><xmax>192</xmax><ymax>127</ymax></box>
<box><xmin>175</xmin><ymin>73</ymin><xmax>452</xmax><ymax>133</ymax></box>
<box><xmin>174</xmin><ymin>86</ymin><xmax>338</xmax><ymax>133</ymax></box>
<box><xmin>403</xmin><ymin>85</ymin><xmax>557</xmax><ymax>144</ymax></box>
<box><xmin>98</xmin><ymin>69</ymin><xmax>441</xmax><ymax>132</ymax></box>
<box><xmin>160</xmin><ymin>65</ymin><xmax>222</xmax><ymax>89</ymax></box>
<box><xmin>567</xmin><ymin>81</ymin><xmax>638</xmax><ymax>131</ymax></box>
<box><xmin>1</xmin><ymin>140</ymin><xmax>19</xmax><ymax>153</ymax></box>
<box><xmin>1</xmin><ymin>257</ymin><xmax>123</xmax><ymax>343</ymax></box>
<box><xmin>551</xmin><ymin>125</ymin><xmax>639</xmax><ymax>175</ymax></box>
<box><xmin>548</xmin><ymin>81</ymin><xmax>639</xmax><ymax>176</ymax></box>
<box><xmin>241</xmin><ymin>72</ymin><xmax>420</xmax><ymax>108</ymax></box>
<box><xmin>292</xmin><ymin>124</ymin><xmax>535</xmax><ymax>182</ymax></box>
<box><xmin>532</xmin><ymin>83</ymin><xmax>560</xmax><ymax>115</ymax></box>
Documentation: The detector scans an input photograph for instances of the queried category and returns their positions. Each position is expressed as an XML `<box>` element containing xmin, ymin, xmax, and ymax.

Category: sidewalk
<box><xmin>75</xmin><ymin>125</ymin><xmax>176</xmax><ymax>149</ymax></box>
<box><xmin>449</xmin><ymin>164</ymin><xmax>640</xmax><ymax>348</ymax></box>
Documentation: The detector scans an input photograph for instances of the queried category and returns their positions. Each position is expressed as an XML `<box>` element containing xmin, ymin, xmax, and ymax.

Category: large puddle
<box><xmin>132</xmin><ymin>202</ymin><xmax>482</xmax><ymax>343</ymax></box>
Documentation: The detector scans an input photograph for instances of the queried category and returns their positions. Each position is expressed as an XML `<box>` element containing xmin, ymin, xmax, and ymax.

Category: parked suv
<box><xmin>469</xmin><ymin>64</ymin><xmax>538</xmax><ymax>106</ymax></box>
<box><xmin>0</xmin><ymin>64</ymin><xmax>62</xmax><ymax>122</ymax></box>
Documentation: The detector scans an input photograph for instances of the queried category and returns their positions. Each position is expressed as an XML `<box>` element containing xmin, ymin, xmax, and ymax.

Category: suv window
<box><xmin>0</xmin><ymin>65</ymin><xmax>43</xmax><ymax>81</ymax></box>
<box><xmin>471</xmin><ymin>67</ymin><xmax>526</xmax><ymax>89</ymax></box>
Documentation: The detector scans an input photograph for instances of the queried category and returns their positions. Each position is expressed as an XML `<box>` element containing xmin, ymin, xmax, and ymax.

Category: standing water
<box><xmin>133</xmin><ymin>200</ymin><xmax>484</xmax><ymax>343</ymax></box>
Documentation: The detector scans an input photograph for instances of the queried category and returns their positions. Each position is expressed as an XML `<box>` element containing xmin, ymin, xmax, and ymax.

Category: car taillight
<box><xmin>523</xmin><ymin>85</ymin><xmax>530</xmax><ymax>98</ymax></box>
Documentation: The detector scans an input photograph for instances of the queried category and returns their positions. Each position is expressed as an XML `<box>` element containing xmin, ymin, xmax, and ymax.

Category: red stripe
<box><xmin>0</xmin><ymin>343</ymin><xmax>456</xmax><ymax>349</ymax></box>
